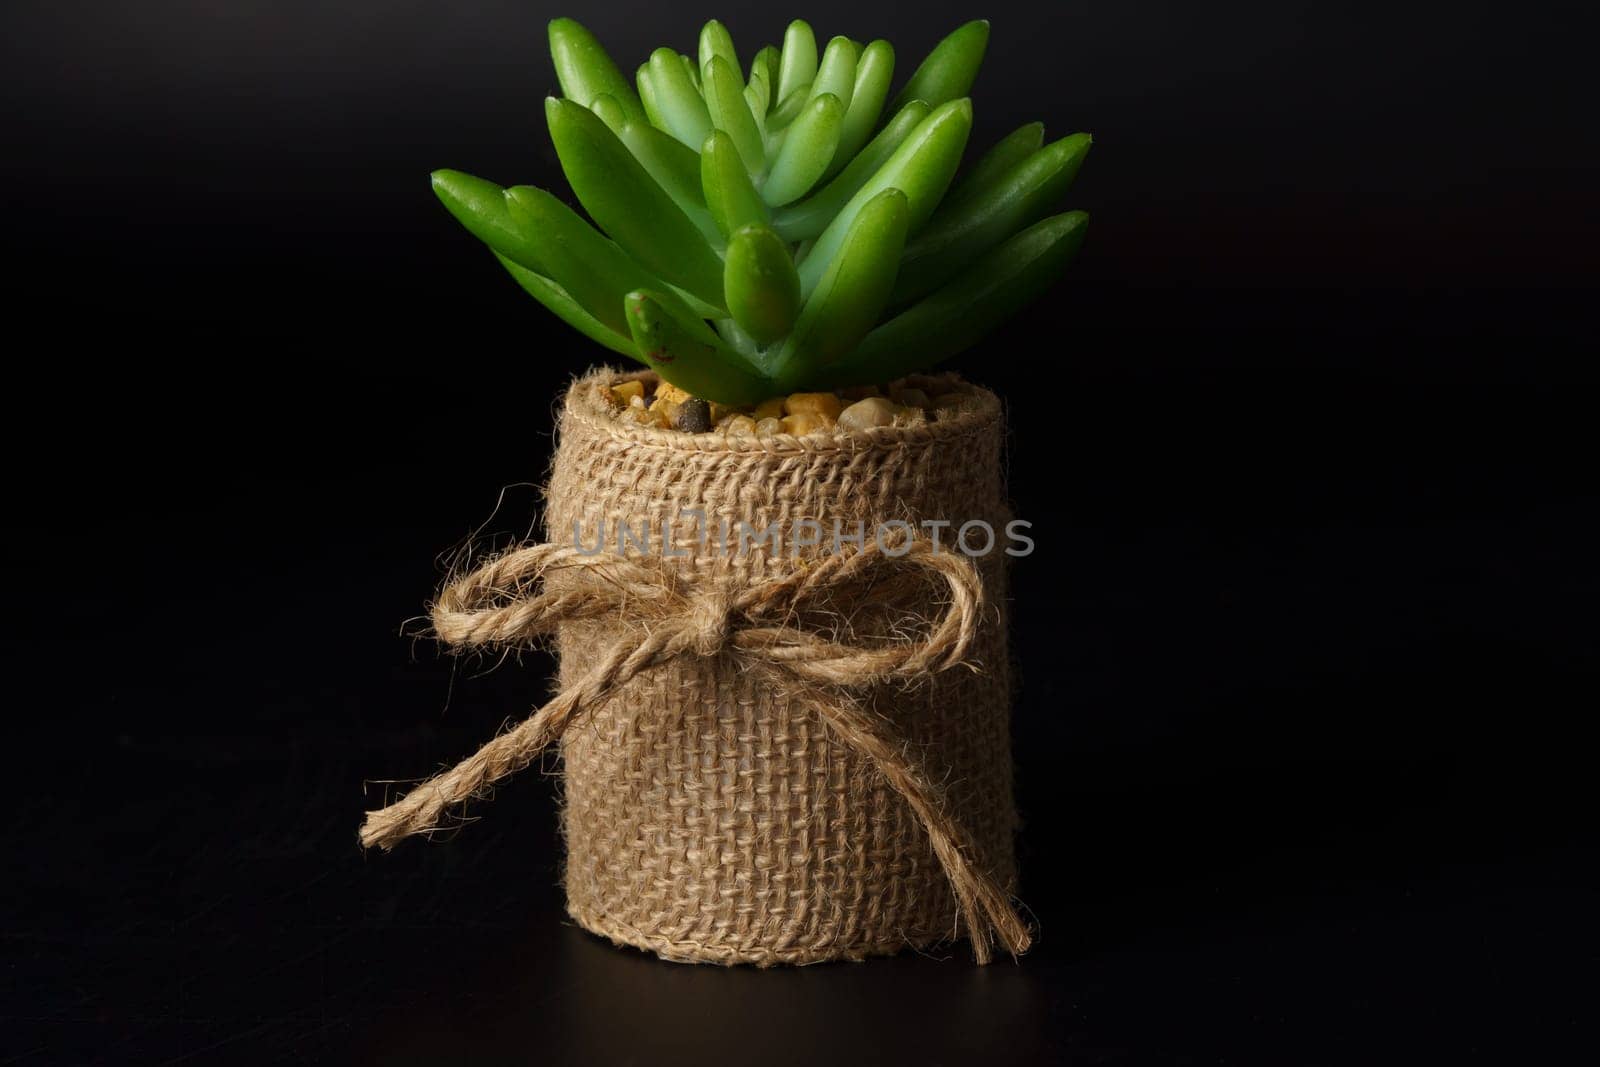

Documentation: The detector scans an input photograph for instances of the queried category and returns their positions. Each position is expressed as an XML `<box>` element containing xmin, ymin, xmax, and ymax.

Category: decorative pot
<box><xmin>362</xmin><ymin>368</ymin><xmax>1029</xmax><ymax>965</ymax></box>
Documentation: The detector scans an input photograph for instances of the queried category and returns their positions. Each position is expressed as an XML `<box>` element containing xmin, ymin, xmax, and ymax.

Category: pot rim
<box><xmin>564</xmin><ymin>367</ymin><xmax>1002</xmax><ymax>455</ymax></box>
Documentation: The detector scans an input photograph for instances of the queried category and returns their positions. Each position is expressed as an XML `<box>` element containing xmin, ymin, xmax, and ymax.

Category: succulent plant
<box><xmin>433</xmin><ymin>17</ymin><xmax>1090</xmax><ymax>405</ymax></box>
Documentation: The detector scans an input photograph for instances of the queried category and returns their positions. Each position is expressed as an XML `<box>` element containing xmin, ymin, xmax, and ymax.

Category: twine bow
<box><xmin>360</xmin><ymin>537</ymin><xmax>1031</xmax><ymax>963</ymax></box>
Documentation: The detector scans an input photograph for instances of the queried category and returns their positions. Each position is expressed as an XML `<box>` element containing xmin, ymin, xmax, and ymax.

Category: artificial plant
<box><xmin>434</xmin><ymin>17</ymin><xmax>1090</xmax><ymax>404</ymax></box>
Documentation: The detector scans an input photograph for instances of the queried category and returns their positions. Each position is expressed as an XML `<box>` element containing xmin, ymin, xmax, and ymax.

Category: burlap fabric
<box><xmin>362</xmin><ymin>369</ymin><xmax>1024</xmax><ymax>965</ymax></box>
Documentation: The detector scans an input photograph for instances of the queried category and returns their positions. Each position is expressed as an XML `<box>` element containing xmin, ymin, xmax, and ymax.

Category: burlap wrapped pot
<box><xmin>361</xmin><ymin>369</ymin><xmax>1029</xmax><ymax>965</ymax></box>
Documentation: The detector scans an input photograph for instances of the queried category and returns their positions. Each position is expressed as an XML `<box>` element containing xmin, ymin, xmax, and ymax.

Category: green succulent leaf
<box><xmin>724</xmin><ymin>224</ymin><xmax>803</xmax><ymax>345</ymax></box>
<box><xmin>713</xmin><ymin>316</ymin><xmax>766</xmax><ymax>360</ymax></box>
<box><xmin>644</xmin><ymin>48</ymin><xmax>712</xmax><ymax>148</ymax></box>
<box><xmin>887</xmin><ymin>19</ymin><xmax>990</xmax><ymax>115</ymax></box>
<box><xmin>545</xmin><ymin>97</ymin><xmax>725</xmax><ymax>311</ymax></box>
<box><xmin>762</xmin><ymin>93</ymin><xmax>843</xmax><ymax>207</ymax></box>
<box><xmin>430</xmin><ymin>169</ymin><xmax>544</xmax><ymax>269</ymax></box>
<box><xmin>767</xmin><ymin>82</ymin><xmax>813</xmax><ymax>130</ymax></box>
<box><xmin>495</xmin><ymin>253</ymin><xmax>639</xmax><ymax>360</ymax></box>
<box><xmin>635</xmin><ymin>64</ymin><xmax>665</xmax><ymax>128</ymax></box>
<box><xmin>822</xmin><ymin>210</ymin><xmax>1089</xmax><ymax>387</ymax></box>
<box><xmin>893</xmin><ymin>132</ymin><xmax>1090</xmax><ymax>303</ymax></box>
<box><xmin>769</xmin><ymin>99</ymin><xmax>930</xmax><ymax>241</ymax></box>
<box><xmin>809</xmin><ymin>37</ymin><xmax>859</xmax><ymax>113</ymax></box>
<box><xmin>502</xmin><ymin>184</ymin><xmax>705</xmax><ymax>340</ymax></box>
<box><xmin>777</xmin><ymin>20</ymin><xmax>818</xmax><ymax>104</ymax></box>
<box><xmin>681</xmin><ymin>53</ymin><xmax>703</xmax><ymax>95</ymax></box>
<box><xmin>701</xmin><ymin>128</ymin><xmax>770</xmax><ymax>238</ymax></box>
<box><xmin>770</xmin><ymin>187</ymin><xmax>910</xmax><ymax>389</ymax></box>
<box><xmin>744</xmin><ymin>87</ymin><xmax>769</xmax><ymax>144</ymax></box>
<box><xmin>751</xmin><ymin>45</ymin><xmax>781</xmax><ymax>90</ymax></box>
<box><xmin>796</xmin><ymin>97</ymin><xmax>971</xmax><ymax>298</ymax></box>
<box><xmin>828</xmin><ymin>39</ymin><xmax>894</xmax><ymax>181</ymax></box>
<box><xmin>698</xmin><ymin>19</ymin><xmax>740</xmax><ymax>80</ymax></box>
<box><xmin>746</xmin><ymin>60</ymin><xmax>772</xmax><ymax>117</ymax></box>
<box><xmin>625</xmin><ymin>289</ymin><xmax>774</xmax><ymax>405</ymax></box>
<box><xmin>548</xmin><ymin>18</ymin><xmax>646</xmax><ymax>124</ymax></box>
<box><xmin>588</xmin><ymin>93</ymin><xmax>628</xmax><ymax>134</ymax></box>
<box><xmin>611</xmin><ymin>116</ymin><xmax>721</xmax><ymax>246</ymax></box>
<box><xmin>703</xmin><ymin>55</ymin><xmax>766</xmax><ymax>178</ymax></box>
<box><xmin>945</xmin><ymin>121</ymin><xmax>1045</xmax><ymax>207</ymax></box>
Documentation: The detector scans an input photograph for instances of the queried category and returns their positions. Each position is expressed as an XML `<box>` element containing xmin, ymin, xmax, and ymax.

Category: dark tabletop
<box><xmin>6</xmin><ymin>352</ymin><xmax>1591</xmax><ymax>1063</ymax></box>
<box><xmin>2</xmin><ymin>0</ymin><xmax>1593</xmax><ymax>1063</ymax></box>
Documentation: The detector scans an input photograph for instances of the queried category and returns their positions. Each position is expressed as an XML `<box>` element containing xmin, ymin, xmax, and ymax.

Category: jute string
<box><xmin>359</xmin><ymin>536</ymin><xmax>1031</xmax><ymax>963</ymax></box>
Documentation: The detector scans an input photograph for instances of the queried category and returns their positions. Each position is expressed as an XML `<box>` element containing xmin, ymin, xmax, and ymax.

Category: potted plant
<box><xmin>362</xmin><ymin>16</ymin><xmax>1089</xmax><ymax>966</ymax></box>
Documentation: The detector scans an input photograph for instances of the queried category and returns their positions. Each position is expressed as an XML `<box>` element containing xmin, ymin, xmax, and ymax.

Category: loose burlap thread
<box><xmin>362</xmin><ymin>370</ymin><xmax>1027</xmax><ymax>965</ymax></box>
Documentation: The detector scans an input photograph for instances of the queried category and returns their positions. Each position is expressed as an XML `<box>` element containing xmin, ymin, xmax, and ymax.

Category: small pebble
<box><xmin>675</xmin><ymin>397</ymin><xmax>712</xmax><ymax>433</ymax></box>
<box><xmin>782</xmin><ymin>412</ymin><xmax>833</xmax><ymax>435</ymax></box>
<box><xmin>648</xmin><ymin>393</ymin><xmax>680</xmax><ymax>423</ymax></box>
<box><xmin>606</xmin><ymin>378</ymin><xmax>977</xmax><ymax>434</ymax></box>
<box><xmin>750</xmin><ymin>397</ymin><xmax>786</xmax><ymax>421</ymax></box>
<box><xmin>655</xmin><ymin>381</ymin><xmax>693</xmax><ymax>406</ymax></box>
<box><xmin>837</xmin><ymin>396</ymin><xmax>898</xmax><ymax>431</ymax></box>
<box><xmin>611</xmin><ymin>380</ymin><xmax>645</xmax><ymax>405</ymax></box>
<box><xmin>785</xmin><ymin>392</ymin><xmax>843</xmax><ymax>419</ymax></box>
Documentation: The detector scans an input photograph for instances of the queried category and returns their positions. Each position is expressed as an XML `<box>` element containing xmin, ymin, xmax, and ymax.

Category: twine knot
<box><xmin>686</xmin><ymin>587</ymin><xmax>732</xmax><ymax>657</ymax></box>
<box><xmin>360</xmin><ymin>537</ymin><xmax>1030</xmax><ymax>963</ymax></box>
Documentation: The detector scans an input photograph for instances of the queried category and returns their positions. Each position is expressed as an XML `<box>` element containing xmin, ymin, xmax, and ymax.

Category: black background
<box><xmin>2</xmin><ymin>1</ymin><xmax>1594</xmax><ymax>1062</ymax></box>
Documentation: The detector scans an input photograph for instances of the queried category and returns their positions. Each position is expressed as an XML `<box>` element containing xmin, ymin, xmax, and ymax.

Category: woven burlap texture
<box><xmin>543</xmin><ymin>370</ymin><xmax>1019</xmax><ymax>965</ymax></box>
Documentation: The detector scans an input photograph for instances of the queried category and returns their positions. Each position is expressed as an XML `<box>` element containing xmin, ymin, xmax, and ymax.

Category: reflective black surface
<box><xmin>7</xmin><ymin>364</ymin><xmax>1591</xmax><ymax>1062</ymax></box>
